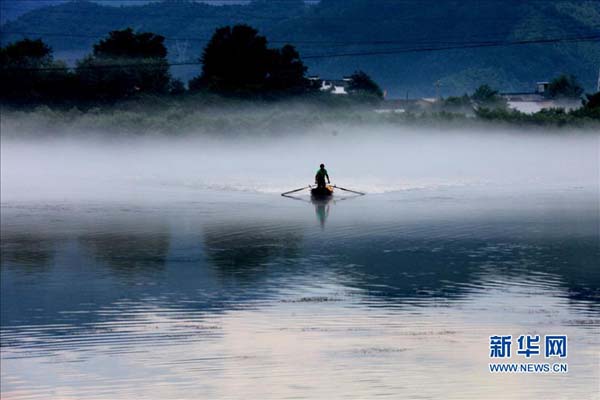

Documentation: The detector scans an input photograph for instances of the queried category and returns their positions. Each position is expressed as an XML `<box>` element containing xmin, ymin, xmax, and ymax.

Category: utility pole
<box><xmin>435</xmin><ymin>80</ymin><xmax>442</xmax><ymax>101</ymax></box>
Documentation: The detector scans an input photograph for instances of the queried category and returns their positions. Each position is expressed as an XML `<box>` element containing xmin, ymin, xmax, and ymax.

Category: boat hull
<box><xmin>311</xmin><ymin>185</ymin><xmax>334</xmax><ymax>198</ymax></box>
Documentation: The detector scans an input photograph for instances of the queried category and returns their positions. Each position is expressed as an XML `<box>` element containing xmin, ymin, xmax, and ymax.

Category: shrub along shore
<box><xmin>1</xmin><ymin>91</ymin><xmax>599</xmax><ymax>138</ymax></box>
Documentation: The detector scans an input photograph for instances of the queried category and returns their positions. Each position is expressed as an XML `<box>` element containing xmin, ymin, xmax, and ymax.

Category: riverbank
<box><xmin>2</xmin><ymin>94</ymin><xmax>599</xmax><ymax>138</ymax></box>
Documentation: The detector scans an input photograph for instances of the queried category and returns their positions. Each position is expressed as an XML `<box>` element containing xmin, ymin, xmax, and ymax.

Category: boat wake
<box><xmin>1</xmin><ymin>131</ymin><xmax>597</xmax><ymax>203</ymax></box>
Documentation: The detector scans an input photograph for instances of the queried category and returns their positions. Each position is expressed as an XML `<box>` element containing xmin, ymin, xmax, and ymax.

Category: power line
<box><xmin>6</xmin><ymin>29</ymin><xmax>598</xmax><ymax>46</ymax></box>
<box><xmin>3</xmin><ymin>33</ymin><xmax>598</xmax><ymax>71</ymax></box>
<box><xmin>302</xmin><ymin>34</ymin><xmax>600</xmax><ymax>59</ymax></box>
<box><xmin>3</xmin><ymin>18</ymin><xmax>598</xmax><ymax>44</ymax></box>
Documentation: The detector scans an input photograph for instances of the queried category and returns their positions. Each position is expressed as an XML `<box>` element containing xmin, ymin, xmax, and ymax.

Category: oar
<box><xmin>281</xmin><ymin>186</ymin><xmax>310</xmax><ymax>196</ymax></box>
<box><xmin>333</xmin><ymin>185</ymin><xmax>365</xmax><ymax>195</ymax></box>
<box><xmin>281</xmin><ymin>194</ymin><xmax>311</xmax><ymax>203</ymax></box>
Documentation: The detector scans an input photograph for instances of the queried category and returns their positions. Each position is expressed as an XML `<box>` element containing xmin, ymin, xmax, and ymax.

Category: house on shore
<box><xmin>308</xmin><ymin>75</ymin><xmax>352</xmax><ymax>95</ymax></box>
<box><xmin>501</xmin><ymin>82</ymin><xmax>581</xmax><ymax>114</ymax></box>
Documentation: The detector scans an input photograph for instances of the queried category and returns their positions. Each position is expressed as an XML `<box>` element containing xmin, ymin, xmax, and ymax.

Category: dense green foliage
<box><xmin>475</xmin><ymin>93</ymin><xmax>600</xmax><ymax>126</ymax></box>
<box><xmin>439</xmin><ymin>95</ymin><xmax>472</xmax><ymax>114</ymax></box>
<box><xmin>471</xmin><ymin>85</ymin><xmax>508</xmax><ymax>109</ymax></box>
<box><xmin>1</xmin><ymin>26</ymin><xmax>388</xmax><ymax>104</ymax></box>
<box><xmin>93</xmin><ymin>28</ymin><xmax>167</xmax><ymax>59</ymax></box>
<box><xmin>2</xmin><ymin>90</ymin><xmax>598</xmax><ymax>139</ymax></box>
<box><xmin>438</xmin><ymin>85</ymin><xmax>506</xmax><ymax>114</ymax></box>
<box><xmin>2</xmin><ymin>0</ymin><xmax>598</xmax><ymax>96</ymax></box>
<box><xmin>0</xmin><ymin>38</ymin><xmax>73</xmax><ymax>104</ymax></box>
<box><xmin>573</xmin><ymin>92</ymin><xmax>600</xmax><ymax>119</ymax></box>
<box><xmin>583</xmin><ymin>91</ymin><xmax>600</xmax><ymax>109</ymax></box>
<box><xmin>437</xmin><ymin>84</ymin><xmax>599</xmax><ymax>125</ymax></box>
<box><xmin>0</xmin><ymin>30</ymin><xmax>176</xmax><ymax>104</ymax></box>
<box><xmin>547</xmin><ymin>74</ymin><xmax>585</xmax><ymax>99</ymax></box>
<box><xmin>346</xmin><ymin>70</ymin><xmax>383</xmax><ymax>101</ymax></box>
<box><xmin>189</xmin><ymin>25</ymin><xmax>309</xmax><ymax>96</ymax></box>
<box><xmin>76</xmin><ymin>28</ymin><xmax>172</xmax><ymax>100</ymax></box>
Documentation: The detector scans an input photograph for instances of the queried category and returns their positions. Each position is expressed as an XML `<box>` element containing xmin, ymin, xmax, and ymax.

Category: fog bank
<box><xmin>1</xmin><ymin>126</ymin><xmax>598</xmax><ymax>203</ymax></box>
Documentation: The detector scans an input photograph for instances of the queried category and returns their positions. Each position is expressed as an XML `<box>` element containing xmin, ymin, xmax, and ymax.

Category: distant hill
<box><xmin>0</xmin><ymin>0</ymin><xmax>175</xmax><ymax>22</ymax></box>
<box><xmin>1</xmin><ymin>0</ymin><xmax>64</xmax><ymax>23</ymax></box>
<box><xmin>0</xmin><ymin>1</ymin><xmax>254</xmax><ymax>23</ymax></box>
<box><xmin>1</xmin><ymin>0</ymin><xmax>599</xmax><ymax>97</ymax></box>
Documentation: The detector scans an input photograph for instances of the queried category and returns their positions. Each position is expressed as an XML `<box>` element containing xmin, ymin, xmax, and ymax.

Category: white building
<box><xmin>502</xmin><ymin>81</ymin><xmax>580</xmax><ymax>114</ymax></box>
<box><xmin>308</xmin><ymin>76</ymin><xmax>352</xmax><ymax>95</ymax></box>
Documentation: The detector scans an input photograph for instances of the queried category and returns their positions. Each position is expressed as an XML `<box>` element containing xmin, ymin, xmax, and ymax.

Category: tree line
<box><xmin>441</xmin><ymin>76</ymin><xmax>589</xmax><ymax>112</ymax></box>
<box><xmin>434</xmin><ymin>77</ymin><xmax>598</xmax><ymax>120</ymax></box>
<box><xmin>0</xmin><ymin>25</ymin><xmax>384</xmax><ymax>105</ymax></box>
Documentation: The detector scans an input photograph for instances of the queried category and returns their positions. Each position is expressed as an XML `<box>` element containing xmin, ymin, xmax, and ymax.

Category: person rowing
<box><xmin>280</xmin><ymin>164</ymin><xmax>364</xmax><ymax>197</ymax></box>
<box><xmin>315</xmin><ymin>163</ymin><xmax>330</xmax><ymax>189</ymax></box>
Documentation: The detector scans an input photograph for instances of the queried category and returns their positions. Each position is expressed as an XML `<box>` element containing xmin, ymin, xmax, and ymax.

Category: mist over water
<box><xmin>1</xmin><ymin>126</ymin><xmax>598</xmax><ymax>203</ymax></box>
<box><xmin>1</xmin><ymin>123</ymin><xmax>599</xmax><ymax>399</ymax></box>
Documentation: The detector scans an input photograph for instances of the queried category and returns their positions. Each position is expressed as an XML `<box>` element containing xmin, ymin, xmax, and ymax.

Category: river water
<box><xmin>1</xmin><ymin>132</ymin><xmax>599</xmax><ymax>399</ymax></box>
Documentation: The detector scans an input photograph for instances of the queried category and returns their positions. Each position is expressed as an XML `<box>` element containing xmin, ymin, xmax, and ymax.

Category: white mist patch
<box><xmin>1</xmin><ymin>127</ymin><xmax>598</xmax><ymax>203</ymax></box>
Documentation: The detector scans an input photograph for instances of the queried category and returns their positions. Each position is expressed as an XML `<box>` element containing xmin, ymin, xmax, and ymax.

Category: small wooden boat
<box><xmin>281</xmin><ymin>184</ymin><xmax>363</xmax><ymax>198</ymax></box>
<box><xmin>311</xmin><ymin>185</ymin><xmax>334</xmax><ymax>198</ymax></box>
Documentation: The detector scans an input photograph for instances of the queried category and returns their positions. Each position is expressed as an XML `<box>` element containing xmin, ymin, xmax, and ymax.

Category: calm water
<box><xmin>1</xmin><ymin>185</ymin><xmax>598</xmax><ymax>399</ymax></box>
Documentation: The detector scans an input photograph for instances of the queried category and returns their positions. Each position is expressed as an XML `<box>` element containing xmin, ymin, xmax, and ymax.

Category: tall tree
<box><xmin>471</xmin><ymin>84</ymin><xmax>507</xmax><ymax>109</ymax></box>
<box><xmin>576</xmin><ymin>91</ymin><xmax>600</xmax><ymax>119</ymax></box>
<box><xmin>190</xmin><ymin>24</ymin><xmax>309</xmax><ymax>96</ymax></box>
<box><xmin>266</xmin><ymin>44</ymin><xmax>308</xmax><ymax>93</ymax></box>
<box><xmin>0</xmin><ymin>38</ymin><xmax>71</xmax><ymax>104</ymax></box>
<box><xmin>346</xmin><ymin>70</ymin><xmax>384</xmax><ymax>100</ymax></box>
<box><xmin>582</xmin><ymin>92</ymin><xmax>600</xmax><ymax>110</ymax></box>
<box><xmin>547</xmin><ymin>74</ymin><xmax>584</xmax><ymax>99</ymax></box>
<box><xmin>93</xmin><ymin>29</ymin><xmax>167</xmax><ymax>59</ymax></box>
<box><xmin>76</xmin><ymin>28</ymin><xmax>172</xmax><ymax>100</ymax></box>
<box><xmin>191</xmin><ymin>25</ymin><xmax>270</xmax><ymax>94</ymax></box>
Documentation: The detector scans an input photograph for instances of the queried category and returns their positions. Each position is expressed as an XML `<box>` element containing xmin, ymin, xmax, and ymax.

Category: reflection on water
<box><xmin>1</xmin><ymin>232</ymin><xmax>57</xmax><ymax>270</ymax></box>
<box><xmin>79</xmin><ymin>226</ymin><xmax>170</xmax><ymax>276</ymax></box>
<box><xmin>283</xmin><ymin>194</ymin><xmax>354</xmax><ymax>228</ymax></box>
<box><xmin>313</xmin><ymin>198</ymin><xmax>332</xmax><ymax>228</ymax></box>
<box><xmin>203</xmin><ymin>222</ymin><xmax>303</xmax><ymax>279</ymax></box>
<box><xmin>1</xmin><ymin>188</ymin><xmax>599</xmax><ymax>399</ymax></box>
